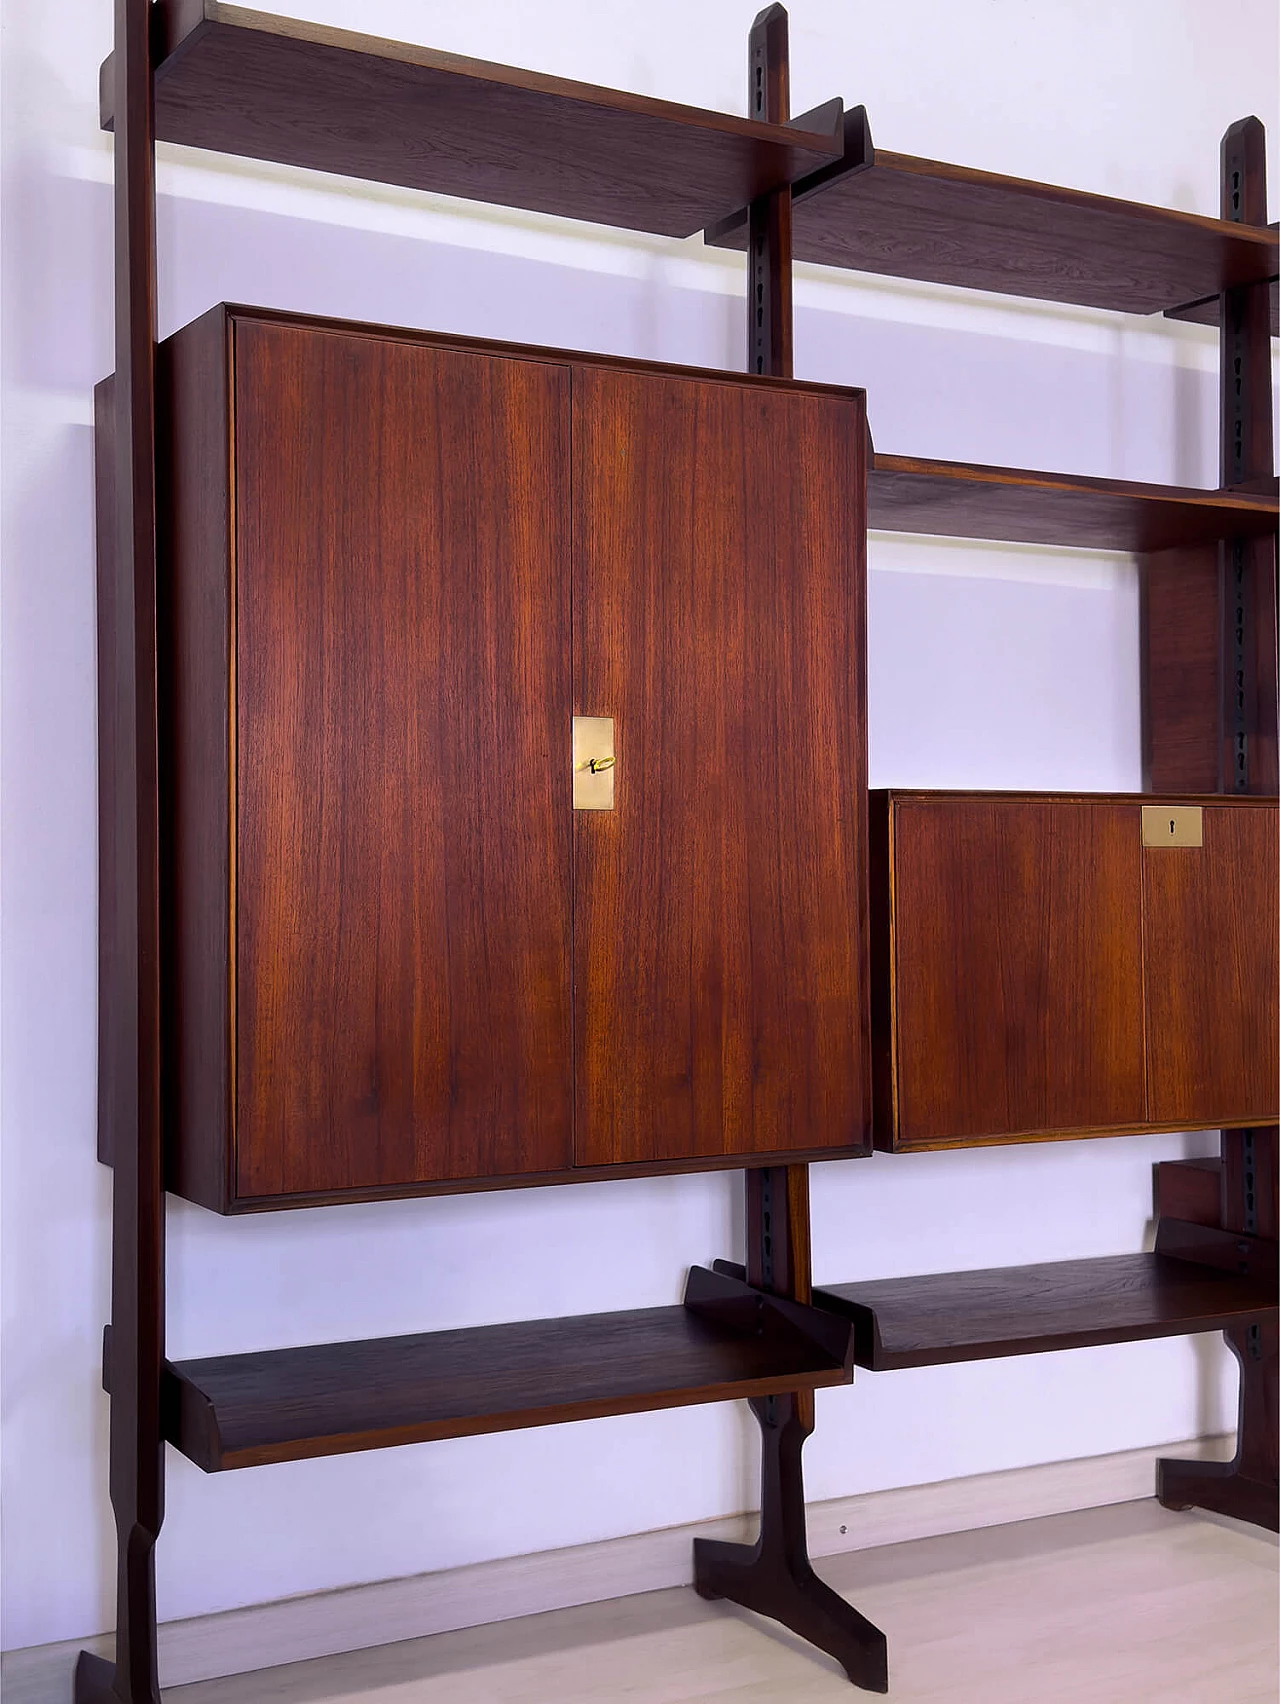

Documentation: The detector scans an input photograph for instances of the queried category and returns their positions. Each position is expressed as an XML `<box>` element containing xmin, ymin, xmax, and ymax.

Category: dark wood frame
<box><xmin>77</xmin><ymin>0</ymin><xmax>165</xmax><ymax>1698</ymax></box>
<box><xmin>79</xmin><ymin>1</ymin><xmax>1277</xmax><ymax>1696</ymax></box>
<box><xmin>1148</xmin><ymin>119</ymin><xmax>1279</xmax><ymax>1535</ymax></box>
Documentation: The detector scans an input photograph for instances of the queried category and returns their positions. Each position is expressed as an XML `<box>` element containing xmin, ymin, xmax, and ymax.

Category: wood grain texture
<box><xmin>1143</xmin><ymin>802</ymin><xmax>1280</xmax><ymax>1128</ymax></box>
<box><xmin>869</xmin><ymin>454</ymin><xmax>1278</xmax><ymax>553</ymax></box>
<box><xmin>813</xmin><ymin>1253</ymin><xmax>1278</xmax><ymax>1371</ymax></box>
<box><xmin>1139</xmin><ymin>548</ymin><xmax>1222</xmax><ymax>793</ymax></box>
<box><xmin>161</xmin><ymin>1268</ymin><xmax>854</xmax><ymax>1472</ymax></box>
<box><xmin>97</xmin><ymin>1</ymin><xmax>843</xmax><ymax>239</ymax></box>
<box><xmin>148</xmin><ymin>306</ymin><xmax>878</xmax><ymax>1209</ymax></box>
<box><xmin>231</xmin><ymin>318</ymin><xmax>573</xmax><ymax>1199</ymax></box>
<box><xmin>157</xmin><ymin>310</ymin><xmax>234</xmax><ymax>1211</ymax></box>
<box><xmin>572</xmin><ymin>366</ymin><xmax>870</xmax><ymax>1166</ymax></box>
<box><xmin>881</xmin><ymin>795</ymin><xmax>1146</xmax><ymax>1149</ymax></box>
<box><xmin>709</xmin><ymin>109</ymin><xmax>1278</xmax><ymax>313</ymax></box>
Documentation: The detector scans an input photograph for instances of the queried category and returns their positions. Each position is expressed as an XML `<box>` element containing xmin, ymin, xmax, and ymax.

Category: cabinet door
<box><xmin>888</xmin><ymin>798</ymin><xmax>1147</xmax><ymax>1146</ymax></box>
<box><xmin>1144</xmin><ymin>802</ymin><xmax>1279</xmax><ymax>1127</ymax></box>
<box><xmin>572</xmin><ymin>368</ymin><xmax>869</xmax><ymax>1166</ymax></box>
<box><xmin>233</xmin><ymin>323</ymin><xmax>572</xmax><ymax>1198</ymax></box>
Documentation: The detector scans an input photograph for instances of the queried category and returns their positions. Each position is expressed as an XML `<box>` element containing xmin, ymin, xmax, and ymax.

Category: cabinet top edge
<box><xmin>873</xmin><ymin>789</ymin><xmax>1280</xmax><ymax>807</ymax></box>
<box><xmin>154</xmin><ymin>303</ymin><xmax>869</xmax><ymax>407</ymax></box>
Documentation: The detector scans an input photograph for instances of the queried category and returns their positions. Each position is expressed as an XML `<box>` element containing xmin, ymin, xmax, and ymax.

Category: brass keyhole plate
<box><xmin>573</xmin><ymin>716</ymin><xmax>615</xmax><ymax>810</ymax></box>
<box><xmin>1141</xmin><ymin>804</ymin><xmax>1203</xmax><ymax>848</ymax></box>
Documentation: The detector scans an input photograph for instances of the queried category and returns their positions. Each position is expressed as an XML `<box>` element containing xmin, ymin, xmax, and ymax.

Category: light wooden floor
<box><xmin>172</xmin><ymin>1502</ymin><xmax>1278</xmax><ymax>1703</ymax></box>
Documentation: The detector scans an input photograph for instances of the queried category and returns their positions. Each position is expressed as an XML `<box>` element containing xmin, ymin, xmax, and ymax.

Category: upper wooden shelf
<box><xmin>99</xmin><ymin>2</ymin><xmax>844</xmax><ymax>238</ymax></box>
<box><xmin>708</xmin><ymin>109</ymin><xmax>1279</xmax><ymax>315</ymax></box>
<box><xmin>811</xmin><ymin>1247</ymin><xmax>1277</xmax><ymax>1372</ymax></box>
<box><xmin>869</xmin><ymin>453</ymin><xmax>1280</xmax><ymax>553</ymax></box>
<box><xmin>160</xmin><ymin>1267</ymin><xmax>855</xmax><ymax>1471</ymax></box>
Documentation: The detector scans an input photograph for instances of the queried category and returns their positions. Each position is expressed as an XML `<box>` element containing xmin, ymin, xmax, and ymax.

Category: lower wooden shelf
<box><xmin>808</xmin><ymin>1249</ymin><xmax>1276</xmax><ymax>1371</ymax></box>
<box><xmin>160</xmin><ymin>1266</ymin><xmax>855</xmax><ymax>1471</ymax></box>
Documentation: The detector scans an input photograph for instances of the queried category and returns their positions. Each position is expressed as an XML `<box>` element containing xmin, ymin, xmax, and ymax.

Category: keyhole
<box><xmin>1169</xmin><ymin>819</ymin><xmax>1175</xmax><ymax>836</ymax></box>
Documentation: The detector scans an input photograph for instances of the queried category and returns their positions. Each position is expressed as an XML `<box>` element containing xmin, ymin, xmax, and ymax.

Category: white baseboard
<box><xmin>0</xmin><ymin>1433</ymin><xmax>1234</xmax><ymax>1704</ymax></box>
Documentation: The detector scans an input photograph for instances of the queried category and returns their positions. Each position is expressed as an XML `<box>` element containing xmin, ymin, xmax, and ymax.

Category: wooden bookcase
<box><xmin>82</xmin><ymin>3</ymin><xmax>1278</xmax><ymax>1699</ymax></box>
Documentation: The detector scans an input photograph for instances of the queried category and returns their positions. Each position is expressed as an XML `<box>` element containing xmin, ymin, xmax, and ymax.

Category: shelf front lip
<box><xmin>162</xmin><ymin>1285</ymin><xmax>854</xmax><ymax>1472</ymax></box>
<box><xmin>868</xmin><ymin>454</ymin><xmax>1280</xmax><ymax>553</ymax></box>
<box><xmin>810</xmin><ymin>1253</ymin><xmax>1279</xmax><ymax>1371</ymax></box>
<box><xmin>98</xmin><ymin>2</ymin><xmax>844</xmax><ymax>239</ymax></box>
<box><xmin>708</xmin><ymin>137</ymin><xmax>1278</xmax><ymax>314</ymax></box>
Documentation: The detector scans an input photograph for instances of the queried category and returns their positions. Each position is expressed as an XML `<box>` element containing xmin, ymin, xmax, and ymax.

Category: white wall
<box><xmin>3</xmin><ymin>0</ymin><xmax>1277</xmax><ymax>1654</ymax></box>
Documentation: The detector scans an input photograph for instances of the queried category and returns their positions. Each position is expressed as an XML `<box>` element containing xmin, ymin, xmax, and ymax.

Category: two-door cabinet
<box><xmin>870</xmin><ymin>790</ymin><xmax>1279</xmax><ymax>1149</ymax></box>
<box><xmin>96</xmin><ymin>305</ymin><xmax>872</xmax><ymax>1212</ymax></box>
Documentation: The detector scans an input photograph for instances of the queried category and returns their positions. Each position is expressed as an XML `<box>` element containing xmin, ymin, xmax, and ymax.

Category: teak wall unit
<box><xmin>83</xmin><ymin>3</ymin><xmax>1278</xmax><ymax>1699</ymax></box>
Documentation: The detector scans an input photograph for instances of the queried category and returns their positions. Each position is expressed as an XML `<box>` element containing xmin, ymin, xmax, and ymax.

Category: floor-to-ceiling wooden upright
<box><xmin>691</xmin><ymin>11</ymin><xmax>886</xmax><ymax>1690</ymax></box>
<box><xmin>76</xmin><ymin>0</ymin><xmax>166</xmax><ymax>1696</ymax></box>
<box><xmin>1147</xmin><ymin>117</ymin><xmax>1279</xmax><ymax>1533</ymax></box>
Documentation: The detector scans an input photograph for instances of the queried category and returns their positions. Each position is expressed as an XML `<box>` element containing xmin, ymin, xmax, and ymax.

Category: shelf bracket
<box><xmin>1158</xmin><ymin>1127</ymin><xmax>1278</xmax><ymax>1532</ymax></box>
<box><xmin>695</xmin><ymin>1165</ymin><xmax>887</xmax><ymax>1691</ymax></box>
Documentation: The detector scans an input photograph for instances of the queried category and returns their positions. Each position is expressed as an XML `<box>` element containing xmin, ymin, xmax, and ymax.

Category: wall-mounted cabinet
<box><xmin>870</xmin><ymin>791</ymin><xmax>1279</xmax><ymax>1150</ymax></box>
<box><xmin>97</xmin><ymin>306</ymin><xmax>871</xmax><ymax>1213</ymax></box>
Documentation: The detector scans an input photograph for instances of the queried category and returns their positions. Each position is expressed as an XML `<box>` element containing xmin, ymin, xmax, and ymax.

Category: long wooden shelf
<box><xmin>808</xmin><ymin>1248</ymin><xmax>1276</xmax><ymax>1372</ymax></box>
<box><xmin>98</xmin><ymin>1</ymin><xmax>844</xmax><ymax>238</ymax></box>
<box><xmin>708</xmin><ymin>109</ymin><xmax>1278</xmax><ymax>315</ymax></box>
<box><xmin>868</xmin><ymin>453</ymin><xmax>1280</xmax><ymax>552</ymax></box>
<box><xmin>159</xmin><ymin>1267</ymin><xmax>855</xmax><ymax>1471</ymax></box>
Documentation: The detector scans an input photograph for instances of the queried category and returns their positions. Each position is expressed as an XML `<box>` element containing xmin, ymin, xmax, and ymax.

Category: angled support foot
<box><xmin>1158</xmin><ymin>1317</ymin><xmax>1278</xmax><ymax>1532</ymax></box>
<box><xmin>73</xmin><ymin>1653</ymin><xmax>120</xmax><ymax>1703</ymax></box>
<box><xmin>694</xmin><ymin>1393</ymin><xmax>888</xmax><ymax>1692</ymax></box>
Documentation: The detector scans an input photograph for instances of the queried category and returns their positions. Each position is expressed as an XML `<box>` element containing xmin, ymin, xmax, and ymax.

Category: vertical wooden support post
<box><xmin>76</xmin><ymin>0</ymin><xmax>166</xmax><ymax>1698</ymax></box>
<box><xmin>1154</xmin><ymin>118</ymin><xmax>1279</xmax><ymax>1536</ymax></box>
<box><xmin>745</xmin><ymin>4</ymin><xmax>793</xmax><ymax>380</ymax></box>
<box><xmin>1140</xmin><ymin>118</ymin><xmax>1278</xmax><ymax>795</ymax></box>
<box><xmin>696</xmin><ymin>1168</ymin><xmax>888</xmax><ymax>1689</ymax></box>
<box><xmin>1216</xmin><ymin>118</ymin><xmax>1278</xmax><ymax>796</ymax></box>
<box><xmin>693</xmin><ymin>10</ymin><xmax>888</xmax><ymax>1690</ymax></box>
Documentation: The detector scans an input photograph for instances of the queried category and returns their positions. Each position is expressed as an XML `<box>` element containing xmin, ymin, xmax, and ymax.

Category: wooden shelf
<box><xmin>1166</xmin><ymin>278</ymin><xmax>1279</xmax><ymax>338</ymax></box>
<box><xmin>98</xmin><ymin>2</ymin><xmax>844</xmax><ymax>238</ymax></box>
<box><xmin>159</xmin><ymin>1267</ymin><xmax>855</xmax><ymax>1471</ymax></box>
<box><xmin>868</xmin><ymin>453</ymin><xmax>1280</xmax><ymax>552</ymax></box>
<box><xmin>809</xmin><ymin>1249</ymin><xmax>1276</xmax><ymax>1372</ymax></box>
<box><xmin>708</xmin><ymin>109</ymin><xmax>1278</xmax><ymax>315</ymax></box>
